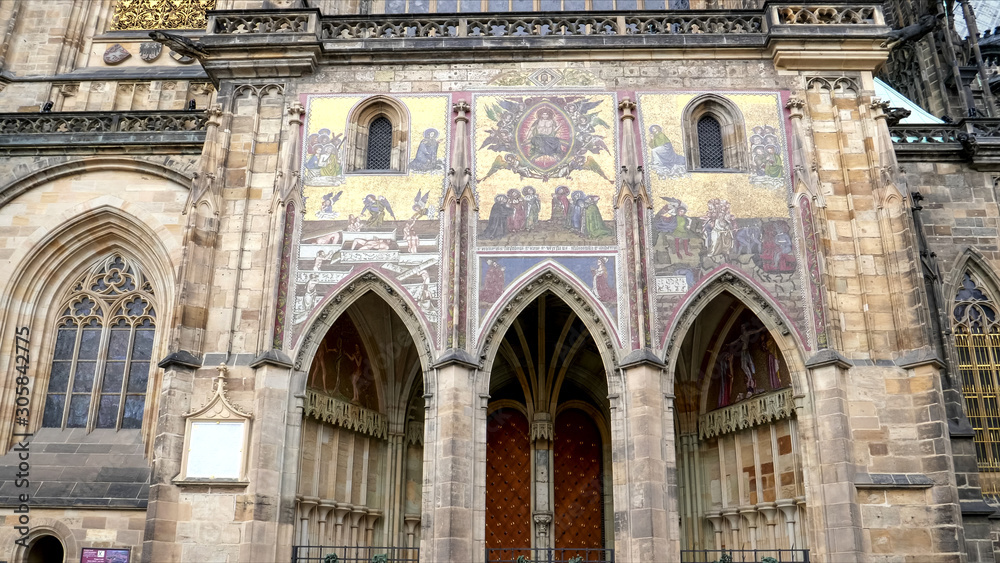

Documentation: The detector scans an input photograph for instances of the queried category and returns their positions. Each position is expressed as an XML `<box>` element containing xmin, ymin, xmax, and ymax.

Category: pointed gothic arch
<box><xmin>945</xmin><ymin>252</ymin><xmax>1000</xmax><ymax>498</ymax></box>
<box><xmin>477</xmin><ymin>266</ymin><xmax>622</xmax><ymax>386</ymax></box>
<box><xmin>664</xmin><ymin>270</ymin><xmax>813</xmax><ymax>559</ymax></box>
<box><xmin>0</xmin><ymin>155</ymin><xmax>195</xmax><ymax>209</ymax></box>
<box><xmin>481</xmin><ymin>288</ymin><xmax>616</xmax><ymax>559</ymax></box>
<box><xmin>0</xmin><ymin>203</ymin><xmax>177</xmax><ymax>453</ymax></box>
<box><xmin>662</xmin><ymin>269</ymin><xmax>806</xmax><ymax>388</ymax></box>
<box><xmin>293</xmin><ymin>269</ymin><xmax>436</xmax><ymax>377</ymax></box>
<box><xmin>290</xmin><ymin>271</ymin><xmax>432</xmax><ymax>557</ymax></box>
<box><xmin>344</xmin><ymin>95</ymin><xmax>411</xmax><ymax>173</ymax></box>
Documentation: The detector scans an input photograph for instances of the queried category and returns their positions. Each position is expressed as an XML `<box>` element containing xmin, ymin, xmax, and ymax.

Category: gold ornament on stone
<box><xmin>111</xmin><ymin>0</ymin><xmax>217</xmax><ymax>31</ymax></box>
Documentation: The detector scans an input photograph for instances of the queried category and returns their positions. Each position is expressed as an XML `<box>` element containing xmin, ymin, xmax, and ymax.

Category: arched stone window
<box><xmin>345</xmin><ymin>96</ymin><xmax>410</xmax><ymax>173</ymax></box>
<box><xmin>681</xmin><ymin>94</ymin><xmax>749</xmax><ymax>171</ymax></box>
<box><xmin>953</xmin><ymin>270</ymin><xmax>1000</xmax><ymax>496</ymax></box>
<box><xmin>41</xmin><ymin>254</ymin><xmax>156</xmax><ymax>431</ymax></box>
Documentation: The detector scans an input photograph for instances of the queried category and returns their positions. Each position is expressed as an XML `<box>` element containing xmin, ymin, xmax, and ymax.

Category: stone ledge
<box><xmin>854</xmin><ymin>473</ymin><xmax>934</xmax><ymax>488</ymax></box>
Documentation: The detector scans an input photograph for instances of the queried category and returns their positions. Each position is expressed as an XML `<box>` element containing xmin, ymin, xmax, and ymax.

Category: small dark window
<box><xmin>366</xmin><ymin>117</ymin><xmax>394</xmax><ymax>170</ymax></box>
<box><xmin>697</xmin><ymin>116</ymin><xmax>725</xmax><ymax>169</ymax></box>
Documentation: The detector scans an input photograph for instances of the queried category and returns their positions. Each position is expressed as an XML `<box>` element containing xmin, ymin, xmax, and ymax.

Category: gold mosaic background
<box><xmin>302</xmin><ymin>95</ymin><xmax>450</xmax><ymax>221</ymax></box>
<box><xmin>638</xmin><ymin>93</ymin><xmax>789</xmax><ymax>217</ymax></box>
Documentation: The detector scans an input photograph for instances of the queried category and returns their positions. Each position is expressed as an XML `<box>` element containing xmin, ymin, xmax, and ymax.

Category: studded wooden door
<box><xmin>554</xmin><ymin>409</ymin><xmax>604</xmax><ymax>552</ymax></box>
<box><xmin>486</xmin><ymin>408</ymin><xmax>531</xmax><ymax>552</ymax></box>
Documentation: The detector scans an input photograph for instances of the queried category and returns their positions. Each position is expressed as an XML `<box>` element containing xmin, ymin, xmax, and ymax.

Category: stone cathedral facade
<box><xmin>4</xmin><ymin>0</ymin><xmax>1000</xmax><ymax>562</ymax></box>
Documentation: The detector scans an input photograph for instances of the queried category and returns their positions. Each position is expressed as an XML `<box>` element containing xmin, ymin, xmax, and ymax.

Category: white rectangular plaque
<box><xmin>185</xmin><ymin>420</ymin><xmax>245</xmax><ymax>480</ymax></box>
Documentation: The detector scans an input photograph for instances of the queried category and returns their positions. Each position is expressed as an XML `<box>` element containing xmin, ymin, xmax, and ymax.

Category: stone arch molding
<box><xmin>946</xmin><ymin>247</ymin><xmax>1000</xmax><ymax>309</ymax></box>
<box><xmin>476</xmin><ymin>267</ymin><xmax>621</xmax><ymax>380</ymax></box>
<box><xmin>0</xmin><ymin>155</ymin><xmax>196</xmax><ymax>208</ymax></box>
<box><xmin>662</xmin><ymin>269</ymin><xmax>803</xmax><ymax>380</ymax></box>
<box><xmin>292</xmin><ymin>270</ymin><xmax>436</xmax><ymax>381</ymax></box>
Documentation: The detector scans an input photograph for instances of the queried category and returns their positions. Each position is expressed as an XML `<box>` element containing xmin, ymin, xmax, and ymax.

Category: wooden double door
<box><xmin>485</xmin><ymin>407</ymin><xmax>606</xmax><ymax>554</ymax></box>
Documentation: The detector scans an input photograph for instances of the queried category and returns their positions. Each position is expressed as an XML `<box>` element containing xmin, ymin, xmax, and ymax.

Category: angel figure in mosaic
<box><xmin>360</xmin><ymin>194</ymin><xmax>395</xmax><ymax>229</ymax></box>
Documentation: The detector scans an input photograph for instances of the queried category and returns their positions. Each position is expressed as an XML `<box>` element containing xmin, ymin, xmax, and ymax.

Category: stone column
<box><xmin>803</xmin><ymin>351</ymin><xmax>862</xmax><ymax>562</ymax></box>
<box><xmin>531</xmin><ymin>413</ymin><xmax>554</xmax><ymax>549</ymax></box>
<box><xmin>244</xmin><ymin>357</ymin><xmax>296</xmax><ymax>562</ymax></box>
<box><xmin>423</xmin><ymin>356</ymin><xmax>477</xmax><ymax>563</ymax></box>
<box><xmin>614</xmin><ymin>357</ymin><xmax>673</xmax><ymax>562</ymax></box>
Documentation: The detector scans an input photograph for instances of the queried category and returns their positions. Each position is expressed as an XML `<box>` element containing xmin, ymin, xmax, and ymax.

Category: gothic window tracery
<box><xmin>110</xmin><ymin>0</ymin><xmax>216</xmax><ymax>31</ymax></box>
<box><xmin>954</xmin><ymin>270</ymin><xmax>1000</xmax><ymax>496</ymax></box>
<box><xmin>42</xmin><ymin>255</ymin><xmax>156</xmax><ymax>431</ymax></box>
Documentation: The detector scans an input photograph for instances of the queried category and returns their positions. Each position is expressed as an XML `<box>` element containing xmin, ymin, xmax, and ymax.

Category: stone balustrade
<box><xmin>0</xmin><ymin>110</ymin><xmax>208</xmax><ymax>152</ymax></box>
<box><xmin>203</xmin><ymin>3</ymin><xmax>885</xmax><ymax>46</ymax></box>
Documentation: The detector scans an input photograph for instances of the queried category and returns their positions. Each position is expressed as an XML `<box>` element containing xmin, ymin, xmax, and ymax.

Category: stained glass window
<box><xmin>697</xmin><ymin>116</ymin><xmax>725</xmax><ymax>169</ymax></box>
<box><xmin>366</xmin><ymin>116</ymin><xmax>394</xmax><ymax>170</ymax></box>
<box><xmin>42</xmin><ymin>255</ymin><xmax>156</xmax><ymax>430</ymax></box>
<box><xmin>954</xmin><ymin>270</ymin><xmax>1000</xmax><ymax>497</ymax></box>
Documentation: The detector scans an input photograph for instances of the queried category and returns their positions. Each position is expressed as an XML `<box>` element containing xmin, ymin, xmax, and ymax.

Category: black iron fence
<box><xmin>680</xmin><ymin>549</ymin><xmax>810</xmax><ymax>563</ymax></box>
<box><xmin>291</xmin><ymin>545</ymin><xmax>418</xmax><ymax>563</ymax></box>
<box><xmin>486</xmin><ymin>547</ymin><xmax>614</xmax><ymax>563</ymax></box>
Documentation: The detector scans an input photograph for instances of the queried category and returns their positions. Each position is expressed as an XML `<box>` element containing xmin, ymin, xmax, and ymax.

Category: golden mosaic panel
<box><xmin>638</xmin><ymin>93</ymin><xmax>789</xmax><ymax>218</ymax></box>
<box><xmin>111</xmin><ymin>0</ymin><xmax>216</xmax><ymax>31</ymax></box>
<box><xmin>473</xmin><ymin>93</ymin><xmax>618</xmax><ymax>247</ymax></box>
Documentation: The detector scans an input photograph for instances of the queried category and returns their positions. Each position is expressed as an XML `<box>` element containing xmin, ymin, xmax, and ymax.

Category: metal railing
<box><xmin>680</xmin><ymin>549</ymin><xmax>810</xmax><ymax>563</ymax></box>
<box><xmin>486</xmin><ymin>547</ymin><xmax>614</xmax><ymax>563</ymax></box>
<box><xmin>291</xmin><ymin>545</ymin><xmax>418</xmax><ymax>563</ymax></box>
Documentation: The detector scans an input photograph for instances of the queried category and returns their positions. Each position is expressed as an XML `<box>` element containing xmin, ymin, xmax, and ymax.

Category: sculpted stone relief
<box><xmin>293</xmin><ymin>94</ymin><xmax>450</xmax><ymax>343</ymax></box>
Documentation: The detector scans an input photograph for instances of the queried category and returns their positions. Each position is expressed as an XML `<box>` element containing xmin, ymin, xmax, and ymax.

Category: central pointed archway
<box><xmin>483</xmin><ymin>291</ymin><xmax>614</xmax><ymax>562</ymax></box>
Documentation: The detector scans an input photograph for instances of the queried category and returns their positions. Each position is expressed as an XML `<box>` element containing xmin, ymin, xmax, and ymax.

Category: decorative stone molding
<box><xmin>805</xmin><ymin>75</ymin><xmax>861</xmax><ymax>95</ymax></box>
<box><xmin>214</xmin><ymin>13</ymin><xmax>312</xmax><ymax>34</ymax></box>
<box><xmin>699</xmin><ymin>388</ymin><xmax>795</xmax><ymax>439</ymax></box>
<box><xmin>626</xmin><ymin>14</ymin><xmax>763</xmax><ymax>34</ymax></box>
<box><xmin>775</xmin><ymin>6</ymin><xmax>878</xmax><ymax>25</ymax></box>
<box><xmin>295</xmin><ymin>271</ymin><xmax>432</xmax><ymax>370</ymax></box>
<box><xmin>530</xmin><ymin>419</ymin><xmax>554</xmax><ymax>442</ymax></box>
<box><xmin>304</xmin><ymin>389</ymin><xmax>388</xmax><ymax>440</ymax></box>
<box><xmin>0</xmin><ymin>111</ymin><xmax>208</xmax><ymax>135</ymax></box>
<box><xmin>405</xmin><ymin>421</ymin><xmax>423</xmax><ymax>446</ymax></box>
<box><xmin>478</xmin><ymin>270</ymin><xmax>616</xmax><ymax>369</ymax></box>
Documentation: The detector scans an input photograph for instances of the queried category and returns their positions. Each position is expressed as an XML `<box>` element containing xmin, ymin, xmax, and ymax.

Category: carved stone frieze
<box><xmin>699</xmin><ymin>388</ymin><xmax>795</xmax><ymax>439</ymax></box>
<box><xmin>304</xmin><ymin>389</ymin><xmax>388</xmax><ymax>440</ymax></box>
<box><xmin>776</xmin><ymin>6</ymin><xmax>878</xmax><ymax>25</ymax></box>
<box><xmin>806</xmin><ymin>75</ymin><xmax>861</xmax><ymax>96</ymax></box>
